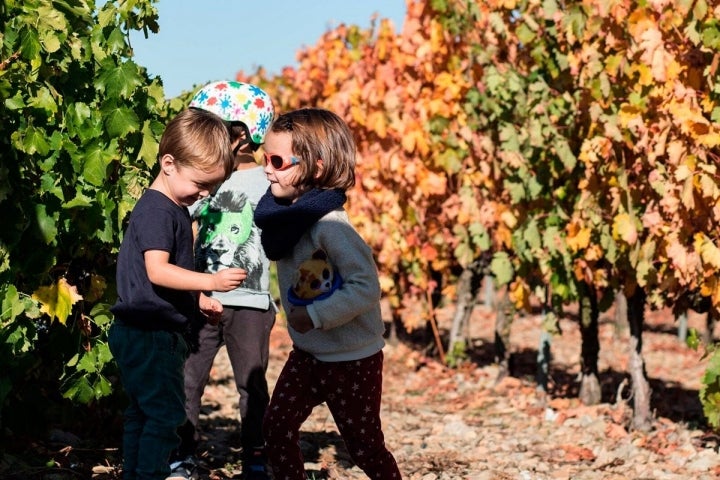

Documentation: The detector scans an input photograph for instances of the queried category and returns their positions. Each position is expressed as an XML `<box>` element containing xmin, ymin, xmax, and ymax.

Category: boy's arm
<box><xmin>144</xmin><ymin>249</ymin><xmax>246</xmax><ymax>292</ymax></box>
<box><xmin>192</xmin><ymin>219</ymin><xmax>199</xmax><ymax>243</ymax></box>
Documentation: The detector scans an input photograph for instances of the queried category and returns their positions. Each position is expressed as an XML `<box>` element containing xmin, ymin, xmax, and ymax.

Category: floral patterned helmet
<box><xmin>189</xmin><ymin>80</ymin><xmax>274</xmax><ymax>147</ymax></box>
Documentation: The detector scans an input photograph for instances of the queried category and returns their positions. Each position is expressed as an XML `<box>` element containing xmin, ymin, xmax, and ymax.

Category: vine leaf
<box><xmin>32</xmin><ymin>278</ymin><xmax>83</xmax><ymax>325</ymax></box>
<box><xmin>612</xmin><ymin>213</ymin><xmax>638</xmax><ymax>245</ymax></box>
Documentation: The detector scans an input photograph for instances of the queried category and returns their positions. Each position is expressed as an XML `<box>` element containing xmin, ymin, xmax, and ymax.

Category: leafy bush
<box><xmin>0</xmin><ymin>0</ymin><xmax>183</xmax><ymax>437</ymax></box>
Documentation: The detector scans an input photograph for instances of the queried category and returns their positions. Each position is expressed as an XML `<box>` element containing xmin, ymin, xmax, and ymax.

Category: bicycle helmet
<box><xmin>189</xmin><ymin>80</ymin><xmax>274</xmax><ymax>150</ymax></box>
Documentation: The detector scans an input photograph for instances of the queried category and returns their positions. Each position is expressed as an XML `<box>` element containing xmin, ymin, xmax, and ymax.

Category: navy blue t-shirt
<box><xmin>111</xmin><ymin>189</ymin><xmax>198</xmax><ymax>331</ymax></box>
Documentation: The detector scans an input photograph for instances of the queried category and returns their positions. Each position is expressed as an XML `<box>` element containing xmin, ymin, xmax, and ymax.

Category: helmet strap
<box><xmin>233</xmin><ymin>137</ymin><xmax>251</xmax><ymax>156</ymax></box>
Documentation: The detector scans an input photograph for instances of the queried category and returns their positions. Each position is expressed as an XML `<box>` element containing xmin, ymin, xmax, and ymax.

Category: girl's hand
<box><xmin>287</xmin><ymin>305</ymin><xmax>314</xmax><ymax>333</ymax></box>
<box><xmin>199</xmin><ymin>293</ymin><xmax>223</xmax><ymax>326</ymax></box>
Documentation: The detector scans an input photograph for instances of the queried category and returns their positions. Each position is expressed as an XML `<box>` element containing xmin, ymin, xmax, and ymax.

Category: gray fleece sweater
<box><xmin>276</xmin><ymin>208</ymin><xmax>386</xmax><ymax>362</ymax></box>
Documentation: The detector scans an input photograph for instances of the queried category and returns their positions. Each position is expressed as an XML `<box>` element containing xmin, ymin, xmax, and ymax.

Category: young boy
<box><xmin>109</xmin><ymin>108</ymin><xmax>247</xmax><ymax>480</ymax></box>
<box><xmin>168</xmin><ymin>81</ymin><xmax>276</xmax><ymax>480</ymax></box>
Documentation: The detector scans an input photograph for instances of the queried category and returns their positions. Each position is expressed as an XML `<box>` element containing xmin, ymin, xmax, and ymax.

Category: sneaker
<box><xmin>243</xmin><ymin>448</ymin><xmax>270</xmax><ymax>480</ymax></box>
<box><xmin>243</xmin><ymin>462</ymin><xmax>271</xmax><ymax>480</ymax></box>
<box><xmin>166</xmin><ymin>456</ymin><xmax>199</xmax><ymax>480</ymax></box>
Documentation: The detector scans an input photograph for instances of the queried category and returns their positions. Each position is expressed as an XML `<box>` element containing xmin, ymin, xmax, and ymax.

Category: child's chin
<box><xmin>270</xmin><ymin>185</ymin><xmax>290</xmax><ymax>199</ymax></box>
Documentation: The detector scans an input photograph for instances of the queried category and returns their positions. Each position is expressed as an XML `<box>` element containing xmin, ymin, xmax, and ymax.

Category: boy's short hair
<box><xmin>270</xmin><ymin>108</ymin><xmax>356</xmax><ymax>191</ymax></box>
<box><xmin>159</xmin><ymin>108</ymin><xmax>235</xmax><ymax>178</ymax></box>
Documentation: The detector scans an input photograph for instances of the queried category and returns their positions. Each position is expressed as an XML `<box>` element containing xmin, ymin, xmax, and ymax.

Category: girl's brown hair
<box><xmin>159</xmin><ymin>108</ymin><xmax>235</xmax><ymax>178</ymax></box>
<box><xmin>270</xmin><ymin>108</ymin><xmax>356</xmax><ymax>191</ymax></box>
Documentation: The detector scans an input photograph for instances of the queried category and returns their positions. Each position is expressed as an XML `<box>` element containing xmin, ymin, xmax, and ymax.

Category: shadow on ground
<box><xmin>465</xmin><ymin>342</ymin><xmax>707</xmax><ymax>429</ymax></box>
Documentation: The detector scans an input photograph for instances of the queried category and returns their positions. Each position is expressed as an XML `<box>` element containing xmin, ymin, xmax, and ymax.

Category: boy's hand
<box><xmin>287</xmin><ymin>305</ymin><xmax>314</xmax><ymax>333</ymax></box>
<box><xmin>199</xmin><ymin>293</ymin><xmax>222</xmax><ymax>326</ymax></box>
<box><xmin>211</xmin><ymin>267</ymin><xmax>246</xmax><ymax>292</ymax></box>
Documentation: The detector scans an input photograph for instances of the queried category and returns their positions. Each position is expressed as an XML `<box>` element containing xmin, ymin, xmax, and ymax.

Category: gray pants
<box><xmin>179</xmin><ymin>306</ymin><xmax>275</xmax><ymax>459</ymax></box>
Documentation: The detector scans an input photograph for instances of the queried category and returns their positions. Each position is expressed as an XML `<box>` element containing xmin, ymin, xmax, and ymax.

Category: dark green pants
<box><xmin>109</xmin><ymin>322</ymin><xmax>188</xmax><ymax>480</ymax></box>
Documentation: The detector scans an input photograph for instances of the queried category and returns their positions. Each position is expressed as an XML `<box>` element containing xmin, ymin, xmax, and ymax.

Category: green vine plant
<box><xmin>0</xmin><ymin>0</ymin><xmax>183</xmax><ymax>436</ymax></box>
<box><xmin>686</xmin><ymin>328</ymin><xmax>720</xmax><ymax>429</ymax></box>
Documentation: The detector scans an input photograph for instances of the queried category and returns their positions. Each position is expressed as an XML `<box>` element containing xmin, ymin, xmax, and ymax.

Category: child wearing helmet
<box><xmin>168</xmin><ymin>81</ymin><xmax>276</xmax><ymax>480</ymax></box>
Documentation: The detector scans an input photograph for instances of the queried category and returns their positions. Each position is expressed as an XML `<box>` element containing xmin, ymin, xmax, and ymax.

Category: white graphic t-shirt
<box><xmin>189</xmin><ymin>165</ymin><xmax>272</xmax><ymax>310</ymax></box>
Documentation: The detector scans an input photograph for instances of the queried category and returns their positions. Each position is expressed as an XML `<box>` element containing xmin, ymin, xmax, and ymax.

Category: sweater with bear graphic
<box><xmin>276</xmin><ymin>208</ymin><xmax>386</xmax><ymax>362</ymax></box>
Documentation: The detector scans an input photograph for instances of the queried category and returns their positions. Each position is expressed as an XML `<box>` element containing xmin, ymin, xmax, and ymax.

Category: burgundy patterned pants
<box><xmin>263</xmin><ymin>348</ymin><xmax>401</xmax><ymax>479</ymax></box>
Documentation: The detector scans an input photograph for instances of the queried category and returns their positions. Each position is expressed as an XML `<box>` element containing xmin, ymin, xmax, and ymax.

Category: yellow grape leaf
<box><xmin>379</xmin><ymin>273</ymin><xmax>395</xmax><ymax>294</ymax></box>
<box><xmin>419</xmin><ymin>169</ymin><xmax>446</xmax><ymax>196</ymax></box>
<box><xmin>350</xmin><ymin>104</ymin><xmax>365</xmax><ymax>126</ymax></box>
<box><xmin>508</xmin><ymin>279</ymin><xmax>530</xmax><ymax>311</ymax></box>
<box><xmin>639</xmin><ymin>28</ymin><xmax>668</xmax><ymax>82</ymax></box>
<box><xmin>612</xmin><ymin>213</ymin><xmax>638</xmax><ymax>245</ymax></box>
<box><xmin>401</xmin><ymin>121</ymin><xmax>426</xmax><ymax>155</ymax></box>
<box><xmin>681</xmin><ymin>175</ymin><xmax>695</xmax><ymax>209</ymax></box>
<box><xmin>667</xmin><ymin>240</ymin><xmax>699</xmax><ymax>281</ymax></box>
<box><xmin>667</xmin><ymin>140</ymin><xmax>685</xmax><ymax>165</ymax></box>
<box><xmin>585</xmin><ymin>244</ymin><xmax>603</xmax><ymax>261</ymax></box>
<box><xmin>593</xmin><ymin>268</ymin><xmax>609</xmax><ymax>288</ymax></box>
<box><xmin>566</xmin><ymin>221</ymin><xmax>591</xmax><ymax>252</ymax></box>
<box><xmin>429</xmin><ymin>20</ymin><xmax>447</xmax><ymax>56</ymax></box>
<box><xmin>630</xmin><ymin>62</ymin><xmax>654</xmax><ymax>86</ymax></box>
<box><xmin>696</xmin><ymin>234</ymin><xmax>720</xmax><ymax>270</ymax></box>
<box><xmin>665</xmin><ymin>58</ymin><xmax>683</xmax><ymax>83</ymax></box>
<box><xmin>627</xmin><ymin>8</ymin><xmax>656</xmax><ymax>40</ymax></box>
<box><xmin>636</xmin><ymin>258</ymin><xmax>653</xmax><ymax>287</ymax></box>
<box><xmin>699</xmin><ymin>131</ymin><xmax>720</xmax><ymax>148</ymax></box>
<box><xmin>383</xmin><ymin>89</ymin><xmax>400</xmax><ymax>111</ymax></box>
<box><xmin>500</xmin><ymin>210</ymin><xmax>517</xmax><ymax>229</ymax></box>
<box><xmin>670</xmin><ymin>101</ymin><xmax>710</xmax><ymax>136</ymax></box>
<box><xmin>367</xmin><ymin>111</ymin><xmax>387</xmax><ymax>139</ymax></box>
<box><xmin>434</xmin><ymin>71</ymin><xmax>455</xmax><ymax>90</ymax></box>
<box><xmin>699</xmin><ymin>173</ymin><xmax>720</xmax><ymax>200</ymax></box>
<box><xmin>699</xmin><ymin>275</ymin><xmax>720</xmax><ymax>310</ymax></box>
<box><xmin>32</xmin><ymin>277</ymin><xmax>83</xmax><ymax>325</ymax></box>
<box><xmin>712</xmin><ymin>277</ymin><xmax>720</xmax><ymax>308</ymax></box>
<box><xmin>414</xmin><ymin>41</ymin><xmax>431</xmax><ymax>61</ymax></box>
<box><xmin>401</xmin><ymin>130</ymin><xmax>416</xmax><ymax>154</ymax></box>
<box><xmin>674</xmin><ymin>163</ymin><xmax>692</xmax><ymax>181</ymax></box>
<box><xmin>495</xmin><ymin>224</ymin><xmax>513</xmax><ymax>249</ymax></box>
<box><xmin>618</xmin><ymin>104</ymin><xmax>642</xmax><ymax>128</ymax></box>
<box><xmin>641</xmin><ymin>209</ymin><xmax>663</xmax><ymax>234</ymax></box>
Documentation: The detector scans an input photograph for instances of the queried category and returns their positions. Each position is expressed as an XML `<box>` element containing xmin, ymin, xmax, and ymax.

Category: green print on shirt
<box><xmin>196</xmin><ymin>200</ymin><xmax>253</xmax><ymax>250</ymax></box>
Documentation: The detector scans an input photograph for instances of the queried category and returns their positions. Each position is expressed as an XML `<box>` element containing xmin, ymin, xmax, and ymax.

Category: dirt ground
<box><xmin>99</xmin><ymin>299</ymin><xmax>720</xmax><ymax>480</ymax></box>
<box><xmin>9</xmin><ymin>295</ymin><xmax>715</xmax><ymax>479</ymax></box>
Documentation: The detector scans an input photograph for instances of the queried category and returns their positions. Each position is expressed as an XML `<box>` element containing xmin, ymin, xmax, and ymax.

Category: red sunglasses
<box><xmin>263</xmin><ymin>152</ymin><xmax>300</xmax><ymax>171</ymax></box>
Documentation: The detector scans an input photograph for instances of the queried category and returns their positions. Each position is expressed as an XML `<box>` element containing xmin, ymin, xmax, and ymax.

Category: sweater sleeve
<box><xmin>305</xmin><ymin>219</ymin><xmax>381</xmax><ymax>330</ymax></box>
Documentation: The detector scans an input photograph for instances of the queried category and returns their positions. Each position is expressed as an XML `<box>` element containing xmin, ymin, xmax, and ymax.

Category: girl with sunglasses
<box><xmin>254</xmin><ymin>108</ymin><xmax>402</xmax><ymax>479</ymax></box>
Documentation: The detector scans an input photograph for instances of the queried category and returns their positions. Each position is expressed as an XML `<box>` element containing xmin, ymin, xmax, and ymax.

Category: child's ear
<box><xmin>314</xmin><ymin>158</ymin><xmax>324</xmax><ymax>178</ymax></box>
<box><xmin>160</xmin><ymin>154</ymin><xmax>176</xmax><ymax>175</ymax></box>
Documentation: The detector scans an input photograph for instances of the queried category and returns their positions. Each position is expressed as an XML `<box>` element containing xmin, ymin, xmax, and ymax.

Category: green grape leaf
<box><xmin>83</xmin><ymin>144</ymin><xmax>114</xmax><ymax>186</ymax></box>
<box><xmin>490</xmin><ymin>252</ymin><xmax>514</xmax><ymax>286</ymax></box>
<box><xmin>105</xmin><ymin>106</ymin><xmax>140</xmax><ymax>137</ymax></box>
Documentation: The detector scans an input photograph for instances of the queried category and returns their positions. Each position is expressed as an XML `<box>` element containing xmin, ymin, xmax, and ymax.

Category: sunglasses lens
<box><xmin>270</xmin><ymin>155</ymin><xmax>285</xmax><ymax>169</ymax></box>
